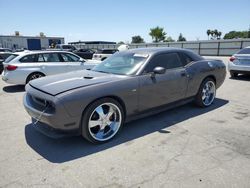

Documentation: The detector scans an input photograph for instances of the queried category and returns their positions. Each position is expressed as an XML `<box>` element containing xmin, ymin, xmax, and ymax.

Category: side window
<box><xmin>145</xmin><ymin>53</ymin><xmax>183</xmax><ymax>72</ymax></box>
<box><xmin>37</xmin><ymin>54</ymin><xmax>45</xmax><ymax>62</ymax></box>
<box><xmin>20</xmin><ymin>54</ymin><xmax>37</xmax><ymax>63</ymax></box>
<box><xmin>60</xmin><ymin>53</ymin><xmax>80</xmax><ymax>62</ymax></box>
<box><xmin>42</xmin><ymin>53</ymin><xmax>61</xmax><ymax>62</ymax></box>
<box><xmin>178</xmin><ymin>52</ymin><xmax>193</xmax><ymax>66</ymax></box>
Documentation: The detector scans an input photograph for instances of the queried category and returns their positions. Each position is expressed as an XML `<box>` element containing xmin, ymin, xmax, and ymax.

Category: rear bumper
<box><xmin>228</xmin><ymin>61</ymin><xmax>250</xmax><ymax>72</ymax></box>
<box><xmin>1</xmin><ymin>70</ymin><xmax>26</xmax><ymax>85</ymax></box>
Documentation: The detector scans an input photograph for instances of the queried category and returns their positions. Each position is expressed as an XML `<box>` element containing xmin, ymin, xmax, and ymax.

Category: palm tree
<box><xmin>217</xmin><ymin>32</ymin><xmax>222</xmax><ymax>39</ymax></box>
<box><xmin>207</xmin><ymin>29</ymin><xmax>211</xmax><ymax>40</ymax></box>
<box><xmin>210</xmin><ymin>30</ymin><xmax>215</xmax><ymax>39</ymax></box>
<box><xmin>214</xmin><ymin>29</ymin><xmax>218</xmax><ymax>39</ymax></box>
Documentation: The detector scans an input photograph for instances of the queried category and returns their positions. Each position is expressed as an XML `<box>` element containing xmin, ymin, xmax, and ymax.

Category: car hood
<box><xmin>29</xmin><ymin>70</ymin><xmax>123</xmax><ymax>96</ymax></box>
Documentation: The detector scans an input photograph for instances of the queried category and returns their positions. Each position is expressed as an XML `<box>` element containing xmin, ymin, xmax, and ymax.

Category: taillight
<box><xmin>230</xmin><ymin>56</ymin><xmax>236</xmax><ymax>62</ymax></box>
<box><xmin>6</xmin><ymin>65</ymin><xmax>18</xmax><ymax>71</ymax></box>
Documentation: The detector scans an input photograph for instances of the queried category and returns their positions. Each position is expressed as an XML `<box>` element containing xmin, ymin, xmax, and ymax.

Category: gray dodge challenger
<box><xmin>23</xmin><ymin>48</ymin><xmax>226</xmax><ymax>143</ymax></box>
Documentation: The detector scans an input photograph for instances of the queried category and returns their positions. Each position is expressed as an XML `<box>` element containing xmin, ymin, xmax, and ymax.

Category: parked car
<box><xmin>0</xmin><ymin>52</ymin><xmax>13</xmax><ymax>73</ymax></box>
<box><xmin>0</xmin><ymin>48</ymin><xmax>12</xmax><ymax>52</ymax></box>
<box><xmin>228</xmin><ymin>46</ymin><xmax>250</xmax><ymax>77</ymax></box>
<box><xmin>23</xmin><ymin>47</ymin><xmax>226</xmax><ymax>143</ymax></box>
<box><xmin>92</xmin><ymin>49</ymin><xmax>118</xmax><ymax>61</ymax></box>
<box><xmin>55</xmin><ymin>44</ymin><xmax>76</xmax><ymax>52</ymax></box>
<box><xmin>73</xmin><ymin>49</ymin><xmax>95</xmax><ymax>59</ymax></box>
<box><xmin>1</xmin><ymin>51</ymin><xmax>100</xmax><ymax>85</ymax></box>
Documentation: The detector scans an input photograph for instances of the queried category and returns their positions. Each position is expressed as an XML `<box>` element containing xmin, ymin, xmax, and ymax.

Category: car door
<box><xmin>60</xmin><ymin>52</ymin><xmax>95</xmax><ymax>71</ymax></box>
<box><xmin>40</xmin><ymin>53</ymin><xmax>68</xmax><ymax>75</ymax></box>
<box><xmin>138</xmin><ymin>52</ymin><xmax>189</xmax><ymax>111</ymax></box>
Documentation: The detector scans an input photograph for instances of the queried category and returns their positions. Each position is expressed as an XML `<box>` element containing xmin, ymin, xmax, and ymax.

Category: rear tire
<box><xmin>195</xmin><ymin>78</ymin><xmax>216</xmax><ymax>107</ymax></box>
<box><xmin>26</xmin><ymin>72</ymin><xmax>45</xmax><ymax>84</ymax></box>
<box><xmin>81</xmin><ymin>98</ymin><xmax>124</xmax><ymax>143</ymax></box>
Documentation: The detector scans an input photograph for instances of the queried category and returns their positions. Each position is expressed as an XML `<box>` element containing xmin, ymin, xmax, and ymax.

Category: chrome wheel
<box><xmin>202</xmin><ymin>81</ymin><xmax>216</xmax><ymax>106</ymax></box>
<box><xmin>88</xmin><ymin>103</ymin><xmax>122</xmax><ymax>141</ymax></box>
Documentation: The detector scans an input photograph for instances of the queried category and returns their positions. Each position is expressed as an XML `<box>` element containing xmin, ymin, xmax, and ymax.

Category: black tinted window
<box><xmin>178</xmin><ymin>52</ymin><xmax>193</xmax><ymax>65</ymax></box>
<box><xmin>99</xmin><ymin>49</ymin><xmax>117</xmax><ymax>54</ymax></box>
<box><xmin>237</xmin><ymin>48</ymin><xmax>250</xmax><ymax>54</ymax></box>
<box><xmin>145</xmin><ymin>53</ymin><xmax>183</xmax><ymax>72</ymax></box>
<box><xmin>20</xmin><ymin>54</ymin><xmax>37</xmax><ymax>63</ymax></box>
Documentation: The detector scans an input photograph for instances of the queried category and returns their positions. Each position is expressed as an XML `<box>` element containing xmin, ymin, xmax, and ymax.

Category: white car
<box><xmin>228</xmin><ymin>46</ymin><xmax>250</xmax><ymax>77</ymax></box>
<box><xmin>1</xmin><ymin>51</ymin><xmax>100</xmax><ymax>85</ymax></box>
<box><xmin>92</xmin><ymin>49</ymin><xmax>118</xmax><ymax>61</ymax></box>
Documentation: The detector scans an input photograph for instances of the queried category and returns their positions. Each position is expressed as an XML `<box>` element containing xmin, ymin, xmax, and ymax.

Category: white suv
<box><xmin>1</xmin><ymin>51</ymin><xmax>100</xmax><ymax>85</ymax></box>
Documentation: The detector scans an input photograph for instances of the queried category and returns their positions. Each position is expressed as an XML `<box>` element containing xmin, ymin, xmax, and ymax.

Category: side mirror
<box><xmin>80</xmin><ymin>58</ymin><xmax>85</xmax><ymax>63</ymax></box>
<box><xmin>153</xmin><ymin>66</ymin><xmax>166</xmax><ymax>74</ymax></box>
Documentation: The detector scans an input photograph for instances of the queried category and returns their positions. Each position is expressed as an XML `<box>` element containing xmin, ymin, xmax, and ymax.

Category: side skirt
<box><xmin>125</xmin><ymin>97</ymin><xmax>194</xmax><ymax>123</ymax></box>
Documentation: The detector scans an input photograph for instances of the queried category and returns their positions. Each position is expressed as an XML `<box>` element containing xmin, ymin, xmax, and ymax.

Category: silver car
<box><xmin>228</xmin><ymin>46</ymin><xmax>250</xmax><ymax>77</ymax></box>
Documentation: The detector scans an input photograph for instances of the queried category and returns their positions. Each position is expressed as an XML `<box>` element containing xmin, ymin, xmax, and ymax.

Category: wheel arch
<box><xmin>26</xmin><ymin>71</ymin><xmax>46</xmax><ymax>84</ymax></box>
<box><xmin>203</xmin><ymin>75</ymin><xmax>216</xmax><ymax>85</ymax></box>
<box><xmin>82</xmin><ymin>95</ymin><xmax>127</xmax><ymax>120</ymax></box>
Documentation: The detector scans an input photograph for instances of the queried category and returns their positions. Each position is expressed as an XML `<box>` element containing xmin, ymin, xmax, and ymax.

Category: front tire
<box><xmin>81</xmin><ymin>98</ymin><xmax>124</xmax><ymax>143</ymax></box>
<box><xmin>195</xmin><ymin>78</ymin><xmax>216</xmax><ymax>107</ymax></box>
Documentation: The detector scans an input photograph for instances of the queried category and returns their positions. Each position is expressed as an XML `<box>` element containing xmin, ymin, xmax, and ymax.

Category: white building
<box><xmin>0</xmin><ymin>35</ymin><xmax>64</xmax><ymax>50</ymax></box>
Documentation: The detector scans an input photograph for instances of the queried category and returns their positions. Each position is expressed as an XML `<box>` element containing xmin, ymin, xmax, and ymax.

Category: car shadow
<box><xmin>229</xmin><ymin>74</ymin><xmax>250</xmax><ymax>81</ymax></box>
<box><xmin>3</xmin><ymin>85</ymin><xmax>25</xmax><ymax>93</ymax></box>
<box><xmin>25</xmin><ymin>98</ymin><xmax>228</xmax><ymax>163</ymax></box>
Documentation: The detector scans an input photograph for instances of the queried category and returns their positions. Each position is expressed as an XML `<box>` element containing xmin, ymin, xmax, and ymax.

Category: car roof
<box><xmin>121</xmin><ymin>47</ymin><xmax>194</xmax><ymax>55</ymax></box>
<box><xmin>13</xmin><ymin>50</ymin><xmax>72</xmax><ymax>56</ymax></box>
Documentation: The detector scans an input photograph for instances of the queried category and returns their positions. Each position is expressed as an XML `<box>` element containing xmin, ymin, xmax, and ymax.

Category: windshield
<box><xmin>237</xmin><ymin>48</ymin><xmax>250</xmax><ymax>54</ymax></box>
<box><xmin>4</xmin><ymin>54</ymin><xmax>18</xmax><ymax>63</ymax></box>
<box><xmin>92</xmin><ymin>52</ymin><xmax>148</xmax><ymax>75</ymax></box>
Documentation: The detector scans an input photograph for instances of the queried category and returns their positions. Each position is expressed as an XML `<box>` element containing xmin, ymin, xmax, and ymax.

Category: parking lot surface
<box><xmin>0</xmin><ymin>57</ymin><xmax>250</xmax><ymax>188</ymax></box>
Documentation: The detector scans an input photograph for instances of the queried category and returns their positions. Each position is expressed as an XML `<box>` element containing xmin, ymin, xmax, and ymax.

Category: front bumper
<box><xmin>23</xmin><ymin>85</ymin><xmax>82</xmax><ymax>135</ymax></box>
<box><xmin>30</xmin><ymin>118</ymin><xmax>80</xmax><ymax>138</ymax></box>
<box><xmin>228</xmin><ymin>61</ymin><xmax>250</xmax><ymax>72</ymax></box>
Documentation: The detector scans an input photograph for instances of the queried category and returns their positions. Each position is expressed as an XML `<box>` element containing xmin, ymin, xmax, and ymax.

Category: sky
<box><xmin>0</xmin><ymin>0</ymin><xmax>250</xmax><ymax>43</ymax></box>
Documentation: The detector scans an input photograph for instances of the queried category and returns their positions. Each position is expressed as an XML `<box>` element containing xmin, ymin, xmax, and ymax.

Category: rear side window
<box><xmin>4</xmin><ymin>54</ymin><xmax>18</xmax><ymax>63</ymax></box>
<box><xmin>0</xmin><ymin>54</ymin><xmax>12</xmax><ymax>60</ymax></box>
<box><xmin>178</xmin><ymin>52</ymin><xmax>193</xmax><ymax>65</ymax></box>
<box><xmin>145</xmin><ymin>53</ymin><xmax>183</xmax><ymax>72</ymax></box>
<box><xmin>60</xmin><ymin>53</ymin><xmax>80</xmax><ymax>62</ymax></box>
<box><xmin>237</xmin><ymin>48</ymin><xmax>250</xmax><ymax>54</ymax></box>
<box><xmin>20</xmin><ymin>54</ymin><xmax>37</xmax><ymax>63</ymax></box>
<box><xmin>42</xmin><ymin>53</ymin><xmax>61</xmax><ymax>62</ymax></box>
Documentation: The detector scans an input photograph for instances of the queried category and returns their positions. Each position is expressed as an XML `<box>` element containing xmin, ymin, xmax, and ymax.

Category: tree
<box><xmin>177</xmin><ymin>33</ymin><xmax>186</xmax><ymax>41</ymax></box>
<box><xmin>217</xmin><ymin>32</ymin><xmax>222</xmax><ymax>39</ymax></box>
<box><xmin>131</xmin><ymin>35</ymin><xmax>145</xmax><ymax>43</ymax></box>
<box><xmin>207</xmin><ymin>29</ymin><xmax>211</xmax><ymax>40</ymax></box>
<box><xmin>149</xmin><ymin>26</ymin><xmax>166</xmax><ymax>42</ymax></box>
<box><xmin>207</xmin><ymin>29</ymin><xmax>222</xmax><ymax>40</ymax></box>
<box><xmin>117</xmin><ymin>41</ymin><xmax>125</xmax><ymax>44</ymax></box>
<box><xmin>165</xmin><ymin>37</ymin><xmax>175</xmax><ymax>42</ymax></box>
<box><xmin>223</xmin><ymin>31</ymin><xmax>249</xmax><ymax>39</ymax></box>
